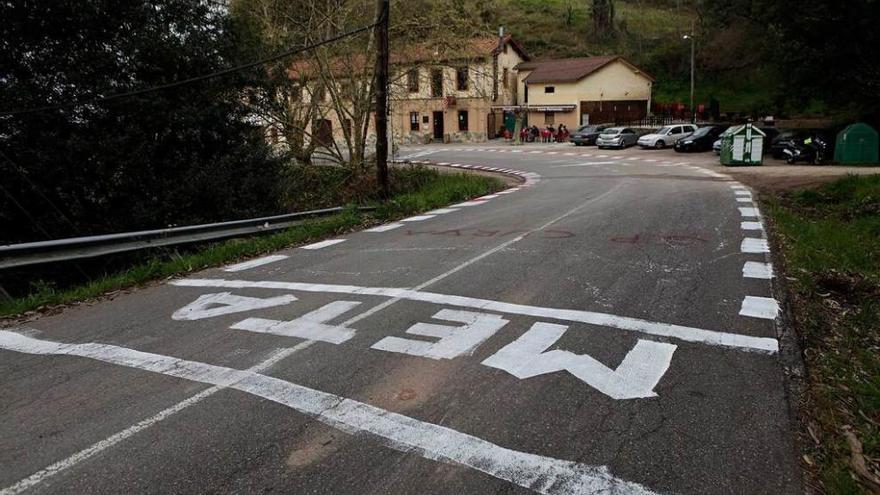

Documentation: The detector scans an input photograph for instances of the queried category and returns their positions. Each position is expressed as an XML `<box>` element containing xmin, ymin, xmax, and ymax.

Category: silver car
<box><xmin>596</xmin><ymin>127</ymin><xmax>638</xmax><ymax>149</ymax></box>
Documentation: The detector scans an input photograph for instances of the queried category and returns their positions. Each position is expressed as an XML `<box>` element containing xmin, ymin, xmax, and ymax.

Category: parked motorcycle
<box><xmin>782</xmin><ymin>135</ymin><xmax>830</xmax><ymax>164</ymax></box>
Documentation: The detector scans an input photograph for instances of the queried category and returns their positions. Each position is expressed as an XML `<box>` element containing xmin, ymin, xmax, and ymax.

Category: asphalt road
<box><xmin>0</xmin><ymin>143</ymin><xmax>801</xmax><ymax>494</ymax></box>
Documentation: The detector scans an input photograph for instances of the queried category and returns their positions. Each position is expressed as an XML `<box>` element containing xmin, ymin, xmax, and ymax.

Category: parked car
<box><xmin>596</xmin><ymin>127</ymin><xmax>638</xmax><ymax>149</ymax></box>
<box><xmin>712</xmin><ymin>127</ymin><xmax>736</xmax><ymax>154</ymax></box>
<box><xmin>674</xmin><ymin>125</ymin><xmax>729</xmax><ymax>152</ymax></box>
<box><xmin>637</xmin><ymin>124</ymin><xmax>698</xmax><ymax>149</ymax></box>
<box><xmin>569</xmin><ymin>124</ymin><xmax>613</xmax><ymax>146</ymax></box>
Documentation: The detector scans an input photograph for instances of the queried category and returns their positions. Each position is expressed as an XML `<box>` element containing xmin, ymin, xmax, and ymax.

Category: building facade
<box><xmin>276</xmin><ymin>35</ymin><xmax>654</xmax><ymax>150</ymax></box>
<box><xmin>515</xmin><ymin>56</ymin><xmax>654</xmax><ymax>130</ymax></box>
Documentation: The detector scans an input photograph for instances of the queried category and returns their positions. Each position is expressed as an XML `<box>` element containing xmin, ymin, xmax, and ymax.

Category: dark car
<box><xmin>569</xmin><ymin>124</ymin><xmax>613</xmax><ymax>146</ymax></box>
<box><xmin>674</xmin><ymin>125</ymin><xmax>729</xmax><ymax>152</ymax></box>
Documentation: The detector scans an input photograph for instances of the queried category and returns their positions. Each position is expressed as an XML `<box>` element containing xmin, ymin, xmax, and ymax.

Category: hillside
<box><xmin>496</xmin><ymin>0</ymin><xmax>770</xmax><ymax>114</ymax></box>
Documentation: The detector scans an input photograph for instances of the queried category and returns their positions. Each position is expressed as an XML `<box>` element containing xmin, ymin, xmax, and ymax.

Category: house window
<box><xmin>410</xmin><ymin>112</ymin><xmax>419</xmax><ymax>131</ymax></box>
<box><xmin>456</xmin><ymin>66</ymin><xmax>469</xmax><ymax>91</ymax></box>
<box><xmin>503</xmin><ymin>43</ymin><xmax>508</xmax><ymax>54</ymax></box>
<box><xmin>458</xmin><ymin>110</ymin><xmax>469</xmax><ymax>131</ymax></box>
<box><xmin>544</xmin><ymin>112</ymin><xmax>555</xmax><ymax>125</ymax></box>
<box><xmin>431</xmin><ymin>69</ymin><xmax>443</xmax><ymax>98</ymax></box>
<box><xmin>407</xmin><ymin>68</ymin><xmax>419</xmax><ymax>92</ymax></box>
<box><xmin>502</xmin><ymin>68</ymin><xmax>509</xmax><ymax>90</ymax></box>
<box><xmin>524</xmin><ymin>85</ymin><xmax>528</xmax><ymax>103</ymax></box>
<box><xmin>422</xmin><ymin>115</ymin><xmax>429</xmax><ymax>124</ymax></box>
<box><xmin>544</xmin><ymin>86</ymin><xmax>555</xmax><ymax>94</ymax></box>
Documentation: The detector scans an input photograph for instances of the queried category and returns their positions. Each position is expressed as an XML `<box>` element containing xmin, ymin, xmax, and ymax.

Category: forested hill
<box><xmin>486</xmin><ymin>0</ymin><xmax>880</xmax><ymax>123</ymax></box>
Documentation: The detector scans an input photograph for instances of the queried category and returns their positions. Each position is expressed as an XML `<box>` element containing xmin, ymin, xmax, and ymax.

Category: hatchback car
<box><xmin>674</xmin><ymin>125</ymin><xmax>729</xmax><ymax>152</ymax></box>
<box><xmin>569</xmin><ymin>124</ymin><xmax>613</xmax><ymax>146</ymax></box>
<box><xmin>637</xmin><ymin>124</ymin><xmax>697</xmax><ymax>149</ymax></box>
<box><xmin>596</xmin><ymin>127</ymin><xmax>638</xmax><ymax>149</ymax></box>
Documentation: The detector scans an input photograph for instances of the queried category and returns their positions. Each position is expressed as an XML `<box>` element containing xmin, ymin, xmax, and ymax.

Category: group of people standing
<box><xmin>514</xmin><ymin>124</ymin><xmax>569</xmax><ymax>143</ymax></box>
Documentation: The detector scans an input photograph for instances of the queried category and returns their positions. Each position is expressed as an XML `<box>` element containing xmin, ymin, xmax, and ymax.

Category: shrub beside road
<box><xmin>765</xmin><ymin>175</ymin><xmax>880</xmax><ymax>493</ymax></box>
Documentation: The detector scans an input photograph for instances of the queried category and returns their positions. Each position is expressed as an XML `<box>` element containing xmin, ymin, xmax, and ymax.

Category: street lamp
<box><xmin>682</xmin><ymin>23</ymin><xmax>695</xmax><ymax>123</ymax></box>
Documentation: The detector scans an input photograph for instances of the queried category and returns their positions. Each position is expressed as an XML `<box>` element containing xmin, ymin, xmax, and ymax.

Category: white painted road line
<box><xmin>743</xmin><ymin>261</ymin><xmax>774</xmax><ymax>279</ymax></box>
<box><xmin>223</xmin><ymin>255</ymin><xmax>288</xmax><ymax>272</ymax></box>
<box><xmin>739</xmin><ymin>296</ymin><xmax>780</xmax><ymax>320</ymax></box>
<box><xmin>401</xmin><ymin>215</ymin><xmax>437</xmax><ymax>222</ymax></box>
<box><xmin>478</xmin><ymin>194</ymin><xmax>500</xmax><ymax>199</ymax></box>
<box><xmin>452</xmin><ymin>200</ymin><xmax>489</xmax><ymax>207</ymax></box>
<box><xmin>741</xmin><ymin>221</ymin><xmax>765</xmax><ymax>231</ymax></box>
<box><xmin>0</xmin><ymin>341</ymin><xmax>315</xmax><ymax>495</ymax></box>
<box><xmin>426</xmin><ymin>208</ymin><xmax>459</xmax><ymax>215</ymax></box>
<box><xmin>741</xmin><ymin>238</ymin><xmax>770</xmax><ymax>253</ymax></box>
<box><xmin>736</xmin><ymin>197</ymin><xmax>753</xmax><ymax>203</ymax></box>
<box><xmin>738</xmin><ymin>207</ymin><xmax>761</xmax><ymax>218</ymax></box>
<box><xmin>735</xmin><ymin>190</ymin><xmax>752</xmax><ymax>196</ymax></box>
<box><xmin>300</xmin><ymin>239</ymin><xmax>346</xmax><ymax>250</ymax></box>
<box><xmin>0</xmin><ymin>331</ymin><xmax>659</xmax><ymax>495</ymax></box>
<box><xmin>553</xmin><ymin>162</ymin><xmax>617</xmax><ymax>167</ymax></box>
<box><xmin>365</xmin><ymin>223</ymin><xmax>404</xmax><ymax>233</ymax></box>
<box><xmin>172</xmin><ymin>278</ymin><xmax>780</xmax><ymax>353</ymax></box>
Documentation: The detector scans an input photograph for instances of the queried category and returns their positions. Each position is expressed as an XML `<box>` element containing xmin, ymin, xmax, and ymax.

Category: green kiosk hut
<box><xmin>721</xmin><ymin>124</ymin><xmax>765</xmax><ymax>166</ymax></box>
<box><xmin>834</xmin><ymin>123</ymin><xmax>878</xmax><ymax>164</ymax></box>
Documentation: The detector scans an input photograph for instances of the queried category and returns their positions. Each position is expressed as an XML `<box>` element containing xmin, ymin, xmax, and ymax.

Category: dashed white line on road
<box><xmin>223</xmin><ymin>255</ymin><xmax>289</xmax><ymax>272</ymax></box>
<box><xmin>301</xmin><ymin>239</ymin><xmax>346</xmax><ymax>250</ymax></box>
<box><xmin>452</xmin><ymin>200</ymin><xmax>489</xmax><ymax>207</ymax></box>
<box><xmin>743</xmin><ymin>261</ymin><xmax>774</xmax><ymax>279</ymax></box>
<box><xmin>738</xmin><ymin>207</ymin><xmax>761</xmax><ymax>218</ymax></box>
<box><xmin>741</xmin><ymin>238</ymin><xmax>770</xmax><ymax>253</ymax></box>
<box><xmin>365</xmin><ymin>223</ymin><xmax>405</xmax><ymax>233</ymax></box>
<box><xmin>739</xmin><ymin>296</ymin><xmax>780</xmax><ymax>320</ymax></box>
<box><xmin>426</xmin><ymin>208</ymin><xmax>459</xmax><ymax>214</ymax></box>
<box><xmin>736</xmin><ymin>197</ymin><xmax>753</xmax><ymax>203</ymax></box>
<box><xmin>553</xmin><ymin>162</ymin><xmax>617</xmax><ymax>167</ymax></box>
<box><xmin>0</xmin><ymin>331</ymin><xmax>659</xmax><ymax>495</ymax></box>
<box><xmin>401</xmin><ymin>215</ymin><xmax>437</xmax><ymax>222</ymax></box>
<box><xmin>741</xmin><ymin>221</ymin><xmax>765</xmax><ymax>231</ymax></box>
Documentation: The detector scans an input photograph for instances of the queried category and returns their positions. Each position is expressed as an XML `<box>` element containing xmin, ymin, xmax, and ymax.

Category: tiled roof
<box><xmin>288</xmin><ymin>35</ymin><xmax>529</xmax><ymax>80</ymax></box>
<box><xmin>518</xmin><ymin>56</ymin><xmax>653</xmax><ymax>84</ymax></box>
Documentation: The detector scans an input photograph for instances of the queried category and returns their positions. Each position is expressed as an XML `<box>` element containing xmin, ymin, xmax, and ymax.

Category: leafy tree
<box><xmin>0</xmin><ymin>0</ymin><xmax>284</xmax><ymax>243</ymax></box>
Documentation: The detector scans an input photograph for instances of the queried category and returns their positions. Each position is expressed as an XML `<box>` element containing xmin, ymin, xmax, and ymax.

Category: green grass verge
<box><xmin>0</xmin><ymin>170</ymin><xmax>504</xmax><ymax>318</ymax></box>
<box><xmin>764</xmin><ymin>174</ymin><xmax>880</xmax><ymax>493</ymax></box>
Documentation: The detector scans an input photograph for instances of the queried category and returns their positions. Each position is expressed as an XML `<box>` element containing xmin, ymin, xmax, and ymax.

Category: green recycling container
<box><xmin>721</xmin><ymin>124</ymin><xmax>765</xmax><ymax>166</ymax></box>
<box><xmin>834</xmin><ymin>123</ymin><xmax>878</xmax><ymax>164</ymax></box>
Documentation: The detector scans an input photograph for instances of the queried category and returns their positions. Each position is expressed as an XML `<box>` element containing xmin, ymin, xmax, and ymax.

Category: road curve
<box><xmin>0</xmin><ymin>143</ymin><xmax>800</xmax><ymax>494</ymax></box>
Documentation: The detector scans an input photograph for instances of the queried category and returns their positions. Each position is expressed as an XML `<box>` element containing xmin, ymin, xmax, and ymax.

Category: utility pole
<box><xmin>683</xmin><ymin>20</ymin><xmax>696</xmax><ymax>123</ymax></box>
<box><xmin>374</xmin><ymin>0</ymin><xmax>390</xmax><ymax>197</ymax></box>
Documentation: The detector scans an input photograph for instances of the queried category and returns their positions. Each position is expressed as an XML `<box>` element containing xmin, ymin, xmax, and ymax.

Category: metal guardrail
<box><xmin>0</xmin><ymin>206</ymin><xmax>375</xmax><ymax>270</ymax></box>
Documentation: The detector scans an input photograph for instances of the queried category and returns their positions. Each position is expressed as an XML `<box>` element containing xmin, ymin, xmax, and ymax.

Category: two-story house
<box><xmin>515</xmin><ymin>56</ymin><xmax>654</xmax><ymax>129</ymax></box>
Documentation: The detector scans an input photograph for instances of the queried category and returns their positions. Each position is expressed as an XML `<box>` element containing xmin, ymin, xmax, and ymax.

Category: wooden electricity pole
<box><xmin>374</xmin><ymin>0</ymin><xmax>390</xmax><ymax>197</ymax></box>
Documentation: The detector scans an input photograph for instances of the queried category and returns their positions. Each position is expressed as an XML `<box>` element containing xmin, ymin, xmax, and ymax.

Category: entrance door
<box><xmin>432</xmin><ymin>111</ymin><xmax>444</xmax><ymax>141</ymax></box>
<box><xmin>487</xmin><ymin>113</ymin><xmax>497</xmax><ymax>138</ymax></box>
<box><xmin>314</xmin><ymin>119</ymin><xmax>332</xmax><ymax>147</ymax></box>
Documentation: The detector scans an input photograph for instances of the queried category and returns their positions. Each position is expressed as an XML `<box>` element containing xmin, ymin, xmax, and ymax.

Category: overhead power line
<box><xmin>0</xmin><ymin>22</ymin><xmax>378</xmax><ymax>117</ymax></box>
